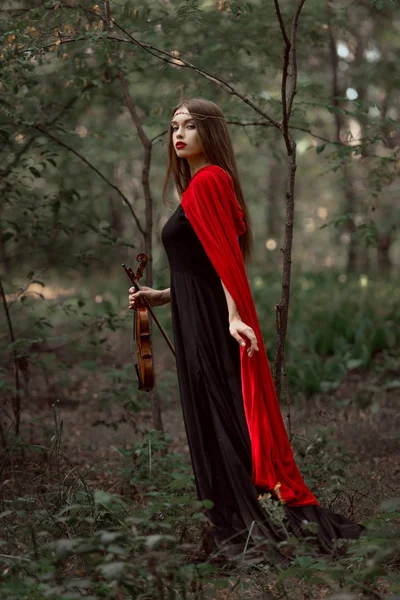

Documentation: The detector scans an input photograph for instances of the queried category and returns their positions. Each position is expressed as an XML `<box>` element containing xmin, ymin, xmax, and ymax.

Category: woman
<box><xmin>128</xmin><ymin>98</ymin><xmax>366</xmax><ymax>563</ymax></box>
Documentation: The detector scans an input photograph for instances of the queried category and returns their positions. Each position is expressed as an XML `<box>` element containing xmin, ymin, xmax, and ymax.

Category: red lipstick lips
<box><xmin>176</xmin><ymin>142</ymin><xmax>187</xmax><ymax>148</ymax></box>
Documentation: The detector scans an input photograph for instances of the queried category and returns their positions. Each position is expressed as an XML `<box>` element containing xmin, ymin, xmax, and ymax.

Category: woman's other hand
<box><xmin>229</xmin><ymin>318</ymin><xmax>259</xmax><ymax>358</ymax></box>
<box><xmin>128</xmin><ymin>286</ymin><xmax>167</xmax><ymax>309</ymax></box>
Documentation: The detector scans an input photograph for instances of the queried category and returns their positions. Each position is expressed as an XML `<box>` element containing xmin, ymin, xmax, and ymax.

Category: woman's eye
<box><xmin>172</xmin><ymin>124</ymin><xmax>195</xmax><ymax>132</ymax></box>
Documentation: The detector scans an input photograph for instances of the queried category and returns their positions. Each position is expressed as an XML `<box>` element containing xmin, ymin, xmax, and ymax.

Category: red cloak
<box><xmin>181</xmin><ymin>164</ymin><xmax>319</xmax><ymax>507</ymax></box>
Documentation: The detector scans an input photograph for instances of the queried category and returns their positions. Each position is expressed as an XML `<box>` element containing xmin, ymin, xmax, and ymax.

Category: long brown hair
<box><xmin>162</xmin><ymin>98</ymin><xmax>253</xmax><ymax>265</ymax></box>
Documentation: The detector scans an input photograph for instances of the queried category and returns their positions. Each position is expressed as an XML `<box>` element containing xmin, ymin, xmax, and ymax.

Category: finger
<box><xmin>233</xmin><ymin>334</ymin><xmax>246</xmax><ymax>347</ymax></box>
<box><xmin>247</xmin><ymin>339</ymin><xmax>259</xmax><ymax>357</ymax></box>
<box><xmin>243</xmin><ymin>332</ymin><xmax>257</xmax><ymax>347</ymax></box>
<box><xmin>246</xmin><ymin>330</ymin><xmax>258</xmax><ymax>349</ymax></box>
<box><xmin>248</xmin><ymin>330</ymin><xmax>257</xmax><ymax>343</ymax></box>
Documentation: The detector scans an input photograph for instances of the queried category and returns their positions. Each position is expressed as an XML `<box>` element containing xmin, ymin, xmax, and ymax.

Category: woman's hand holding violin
<box><xmin>229</xmin><ymin>317</ymin><xmax>259</xmax><ymax>358</ymax></box>
<box><xmin>128</xmin><ymin>286</ymin><xmax>170</xmax><ymax>309</ymax></box>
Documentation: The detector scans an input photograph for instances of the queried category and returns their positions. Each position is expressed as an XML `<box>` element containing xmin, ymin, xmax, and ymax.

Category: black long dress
<box><xmin>161</xmin><ymin>202</ymin><xmax>366</xmax><ymax>564</ymax></box>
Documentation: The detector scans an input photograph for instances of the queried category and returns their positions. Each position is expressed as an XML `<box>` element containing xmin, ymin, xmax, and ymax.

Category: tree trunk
<box><xmin>377</xmin><ymin>231</ymin><xmax>393</xmax><ymax>277</ymax></box>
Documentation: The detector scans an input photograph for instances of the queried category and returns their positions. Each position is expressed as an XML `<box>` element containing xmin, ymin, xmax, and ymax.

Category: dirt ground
<box><xmin>20</xmin><ymin>346</ymin><xmax>399</xmax><ymax>522</ymax></box>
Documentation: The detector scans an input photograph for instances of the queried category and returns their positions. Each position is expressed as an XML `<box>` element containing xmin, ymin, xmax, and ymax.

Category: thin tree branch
<box><xmin>31</xmin><ymin>29</ymin><xmax>276</xmax><ymax>131</ymax></box>
<box><xmin>287</xmin><ymin>0</ymin><xmax>307</xmax><ymax>118</ymax></box>
<box><xmin>32</xmin><ymin>34</ymin><xmax>397</xmax><ymax>160</ymax></box>
<box><xmin>107</xmin><ymin>21</ymin><xmax>282</xmax><ymax>131</ymax></box>
<box><xmin>118</xmin><ymin>69</ymin><xmax>154</xmax><ymax>281</ymax></box>
<box><xmin>274</xmin><ymin>0</ymin><xmax>290</xmax><ymax>146</ymax></box>
<box><xmin>229</xmin><ymin>120</ymin><xmax>397</xmax><ymax>161</ymax></box>
<box><xmin>32</xmin><ymin>125</ymin><xmax>145</xmax><ymax>236</ymax></box>
<box><xmin>110</xmin><ymin>8</ymin><xmax>164</xmax><ymax>434</ymax></box>
<box><xmin>0</xmin><ymin>90</ymin><xmax>89</xmax><ymax>179</ymax></box>
<box><xmin>327</xmin><ymin>1</ymin><xmax>341</xmax><ymax>142</ymax></box>
<box><xmin>0</xmin><ymin>277</ymin><xmax>21</xmax><ymax>436</ymax></box>
<box><xmin>119</xmin><ymin>71</ymin><xmax>151</xmax><ymax>149</ymax></box>
<box><xmin>269</xmin><ymin>0</ymin><xmax>308</xmax><ymax>399</ymax></box>
<box><xmin>274</xmin><ymin>0</ymin><xmax>290</xmax><ymax>47</ymax></box>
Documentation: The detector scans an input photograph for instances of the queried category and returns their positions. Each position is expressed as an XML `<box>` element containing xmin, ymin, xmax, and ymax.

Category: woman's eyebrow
<box><xmin>170</xmin><ymin>117</ymin><xmax>194</xmax><ymax>125</ymax></box>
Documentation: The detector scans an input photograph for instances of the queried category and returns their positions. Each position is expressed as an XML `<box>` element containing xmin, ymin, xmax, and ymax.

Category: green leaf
<box><xmin>385</xmin><ymin>379</ymin><xmax>400</xmax><ymax>390</ymax></box>
<box><xmin>320</xmin><ymin>380</ymin><xmax>340</xmax><ymax>392</ymax></box>
<box><xmin>93</xmin><ymin>489</ymin><xmax>120</xmax><ymax>505</ymax></box>
<box><xmin>346</xmin><ymin>359</ymin><xmax>364</xmax><ymax>370</ymax></box>
<box><xmin>98</xmin><ymin>531</ymin><xmax>121</xmax><ymax>544</ymax></box>
<box><xmin>145</xmin><ymin>534</ymin><xmax>176</xmax><ymax>549</ymax></box>
<box><xmin>327</xmin><ymin>105</ymin><xmax>345</xmax><ymax>115</ymax></box>
<box><xmin>29</xmin><ymin>166</ymin><xmax>41</xmax><ymax>178</ymax></box>
<box><xmin>96</xmin><ymin>561</ymin><xmax>125</xmax><ymax>580</ymax></box>
<box><xmin>53</xmin><ymin>538</ymin><xmax>81</xmax><ymax>560</ymax></box>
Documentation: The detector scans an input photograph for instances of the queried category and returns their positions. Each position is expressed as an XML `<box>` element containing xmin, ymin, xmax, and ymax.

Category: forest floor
<box><xmin>9</xmin><ymin>346</ymin><xmax>400</xmax><ymax>599</ymax></box>
<box><xmin>35</xmin><ymin>348</ymin><xmax>398</xmax><ymax>517</ymax></box>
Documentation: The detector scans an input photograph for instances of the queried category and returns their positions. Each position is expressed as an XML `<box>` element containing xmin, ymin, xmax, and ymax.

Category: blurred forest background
<box><xmin>0</xmin><ymin>0</ymin><xmax>399</xmax><ymax>598</ymax></box>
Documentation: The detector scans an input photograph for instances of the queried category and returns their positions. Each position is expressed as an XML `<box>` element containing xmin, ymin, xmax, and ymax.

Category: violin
<box><xmin>122</xmin><ymin>253</ymin><xmax>175</xmax><ymax>392</ymax></box>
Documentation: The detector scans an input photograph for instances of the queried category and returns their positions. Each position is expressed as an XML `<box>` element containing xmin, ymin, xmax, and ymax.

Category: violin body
<box><xmin>133</xmin><ymin>300</ymin><xmax>154</xmax><ymax>392</ymax></box>
<box><xmin>122</xmin><ymin>253</ymin><xmax>175</xmax><ymax>392</ymax></box>
<box><xmin>123</xmin><ymin>254</ymin><xmax>154</xmax><ymax>392</ymax></box>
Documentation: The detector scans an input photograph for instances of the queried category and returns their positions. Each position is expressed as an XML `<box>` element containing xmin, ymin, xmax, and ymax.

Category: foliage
<box><xmin>0</xmin><ymin>412</ymin><xmax>222</xmax><ymax>599</ymax></box>
<box><xmin>0</xmin><ymin>406</ymin><xmax>399</xmax><ymax>599</ymax></box>
<box><xmin>252</xmin><ymin>271</ymin><xmax>400</xmax><ymax>397</ymax></box>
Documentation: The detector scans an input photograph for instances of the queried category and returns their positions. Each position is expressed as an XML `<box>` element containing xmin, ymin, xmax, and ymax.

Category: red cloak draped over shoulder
<box><xmin>181</xmin><ymin>164</ymin><xmax>319</xmax><ymax>507</ymax></box>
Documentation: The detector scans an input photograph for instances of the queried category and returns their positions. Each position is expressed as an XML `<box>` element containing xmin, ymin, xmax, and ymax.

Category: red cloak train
<box><xmin>181</xmin><ymin>164</ymin><xmax>319</xmax><ymax>507</ymax></box>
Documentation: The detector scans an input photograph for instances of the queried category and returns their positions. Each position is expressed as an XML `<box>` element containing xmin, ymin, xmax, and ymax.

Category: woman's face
<box><xmin>171</xmin><ymin>107</ymin><xmax>204</xmax><ymax>160</ymax></box>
